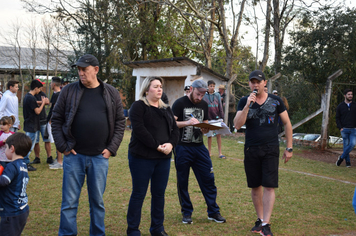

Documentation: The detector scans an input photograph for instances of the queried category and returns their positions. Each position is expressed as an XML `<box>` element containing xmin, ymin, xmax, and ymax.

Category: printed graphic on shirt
<box><xmin>247</xmin><ymin>97</ymin><xmax>280</xmax><ymax>126</ymax></box>
<box><xmin>181</xmin><ymin>107</ymin><xmax>204</xmax><ymax>143</ymax></box>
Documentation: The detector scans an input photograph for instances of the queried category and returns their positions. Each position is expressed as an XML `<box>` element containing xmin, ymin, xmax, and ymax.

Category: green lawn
<box><xmin>20</xmin><ymin>130</ymin><xmax>356</xmax><ymax>236</ymax></box>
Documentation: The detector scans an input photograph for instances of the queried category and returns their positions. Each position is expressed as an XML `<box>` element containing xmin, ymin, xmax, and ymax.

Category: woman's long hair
<box><xmin>139</xmin><ymin>76</ymin><xmax>167</xmax><ymax>109</ymax></box>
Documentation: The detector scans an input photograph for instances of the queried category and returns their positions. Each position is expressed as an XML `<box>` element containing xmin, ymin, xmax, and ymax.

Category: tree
<box><xmin>283</xmin><ymin>7</ymin><xmax>356</xmax><ymax>84</ymax></box>
<box><xmin>24</xmin><ymin>18</ymin><xmax>39</xmax><ymax>79</ymax></box>
<box><xmin>0</xmin><ymin>21</ymin><xmax>26</xmax><ymax>106</ymax></box>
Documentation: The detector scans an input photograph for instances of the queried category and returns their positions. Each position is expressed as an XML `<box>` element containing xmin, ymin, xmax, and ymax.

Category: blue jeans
<box><xmin>24</xmin><ymin>132</ymin><xmax>39</xmax><ymax>164</ymax></box>
<box><xmin>58</xmin><ymin>153</ymin><xmax>109</xmax><ymax>236</ymax></box>
<box><xmin>126</xmin><ymin>152</ymin><xmax>171</xmax><ymax>236</ymax></box>
<box><xmin>340</xmin><ymin>128</ymin><xmax>356</xmax><ymax>163</ymax></box>
<box><xmin>37</xmin><ymin>124</ymin><xmax>50</xmax><ymax>143</ymax></box>
<box><xmin>353</xmin><ymin>187</ymin><xmax>356</xmax><ymax>214</ymax></box>
<box><xmin>9</xmin><ymin>127</ymin><xmax>19</xmax><ymax>132</ymax></box>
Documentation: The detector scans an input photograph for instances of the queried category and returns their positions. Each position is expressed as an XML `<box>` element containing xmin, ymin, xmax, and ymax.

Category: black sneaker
<box><xmin>208</xmin><ymin>213</ymin><xmax>226</xmax><ymax>223</ymax></box>
<box><xmin>346</xmin><ymin>162</ymin><xmax>351</xmax><ymax>168</ymax></box>
<box><xmin>151</xmin><ymin>229</ymin><xmax>168</xmax><ymax>236</ymax></box>
<box><xmin>27</xmin><ymin>164</ymin><xmax>37</xmax><ymax>171</ymax></box>
<box><xmin>260</xmin><ymin>224</ymin><xmax>273</xmax><ymax>236</ymax></box>
<box><xmin>31</xmin><ymin>157</ymin><xmax>41</xmax><ymax>164</ymax></box>
<box><xmin>251</xmin><ymin>218</ymin><xmax>262</xmax><ymax>233</ymax></box>
<box><xmin>182</xmin><ymin>215</ymin><xmax>193</xmax><ymax>224</ymax></box>
<box><xmin>336</xmin><ymin>156</ymin><xmax>343</xmax><ymax>166</ymax></box>
<box><xmin>47</xmin><ymin>156</ymin><xmax>54</xmax><ymax>164</ymax></box>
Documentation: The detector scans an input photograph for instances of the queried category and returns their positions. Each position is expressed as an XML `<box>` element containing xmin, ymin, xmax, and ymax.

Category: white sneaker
<box><xmin>49</xmin><ymin>159</ymin><xmax>58</xmax><ymax>166</ymax></box>
<box><xmin>49</xmin><ymin>163</ymin><xmax>63</xmax><ymax>170</ymax></box>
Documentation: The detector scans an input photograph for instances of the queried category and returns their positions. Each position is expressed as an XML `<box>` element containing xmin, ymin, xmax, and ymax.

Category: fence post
<box><xmin>320</xmin><ymin>69</ymin><xmax>343</xmax><ymax>150</ymax></box>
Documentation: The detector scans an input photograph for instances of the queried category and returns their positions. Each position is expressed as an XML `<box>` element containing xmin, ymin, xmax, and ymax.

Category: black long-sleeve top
<box><xmin>336</xmin><ymin>101</ymin><xmax>356</xmax><ymax>130</ymax></box>
<box><xmin>129</xmin><ymin>100</ymin><xmax>179</xmax><ymax>159</ymax></box>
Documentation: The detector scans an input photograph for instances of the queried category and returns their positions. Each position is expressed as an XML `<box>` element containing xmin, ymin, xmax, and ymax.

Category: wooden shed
<box><xmin>124</xmin><ymin>57</ymin><xmax>229</xmax><ymax>106</ymax></box>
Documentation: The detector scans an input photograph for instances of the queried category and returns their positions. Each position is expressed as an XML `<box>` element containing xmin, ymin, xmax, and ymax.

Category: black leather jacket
<box><xmin>51</xmin><ymin>79</ymin><xmax>125</xmax><ymax>156</ymax></box>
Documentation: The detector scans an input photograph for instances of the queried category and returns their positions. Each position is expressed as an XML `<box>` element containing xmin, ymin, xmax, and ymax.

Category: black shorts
<box><xmin>244</xmin><ymin>145</ymin><xmax>280</xmax><ymax>188</ymax></box>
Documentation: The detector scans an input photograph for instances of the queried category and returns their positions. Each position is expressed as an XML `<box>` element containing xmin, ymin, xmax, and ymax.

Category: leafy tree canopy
<box><xmin>283</xmin><ymin>7</ymin><xmax>356</xmax><ymax>84</ymax></box>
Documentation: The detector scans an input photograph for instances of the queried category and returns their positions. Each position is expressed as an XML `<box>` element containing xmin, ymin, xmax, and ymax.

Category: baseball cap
<box><xmin>272</xmin><ymin>90</ymin><xmax>278</xmax><ymax>94</ymax></box>
<box><xmin>249</xmin><ymin>70</ymin><xmax>266</xmax><ymax>81</ymax></box>
<box><xmin>184</xmin><ymin>85</ymin><xmax>190</xmax><ymax>91</ymax></box>
<box><xmin>36</xmin><ymin>79</ymin><xmax>45</xmax><ymax>85</ymax></box>
<box><xmin>61</xmin><ymin>78</ymin><xmax>70</xmax><ymax>84</ymax></box>
<box><xmin>71</xmin><ymin>54</ymin><xmax>99</xmax><ymax>68</ymax></box>
<box><xmin>191</xmin><ymin>80</ymin><xmax>208</xmax><ymax>92</ymax></box>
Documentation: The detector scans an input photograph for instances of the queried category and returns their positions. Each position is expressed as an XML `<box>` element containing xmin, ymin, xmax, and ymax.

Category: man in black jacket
<box><xmin>51</xmin><ymin>54</ymin><xmax>126</xmax><ymax>236</ymax></box>
<box><xmin>336</xmin><ymin>89</ymin><xmax>356</xmax><ymax>167</ymax></box>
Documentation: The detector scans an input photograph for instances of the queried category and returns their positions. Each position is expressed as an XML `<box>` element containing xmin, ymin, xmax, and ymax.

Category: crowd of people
<box><xmin>0</xmin><ymin>53</ymin><xmax>354</xmax><ymax>236</ymax></box>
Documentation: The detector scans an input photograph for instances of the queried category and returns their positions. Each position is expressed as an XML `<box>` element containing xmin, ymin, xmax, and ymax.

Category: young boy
<box><xmin>0</xmin><ymin>132</ymin><xmax>32</xmax><ymax>236</ymax></box>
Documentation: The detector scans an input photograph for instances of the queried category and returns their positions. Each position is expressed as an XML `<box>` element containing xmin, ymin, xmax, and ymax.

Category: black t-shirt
<box><xmin>172</xmin><ymin>96</ymin><xmax>208</xmax><ymax>146</ymax></box>
<box><xmin>47</xmin><ymin>91</ymin><xmax>60</xmax><ymax>122</ymax></box>
<box><xmin>71</xmin><ymin>85</ymin><xmax>109</xmax><ymax>156</ymax></box>
<box><xmin>34</xmin><ymin>91</ymin><xmax>48</xmax><ymax>125</ymax></box>
<box><xmin>23</xmin><ymin>93</ymin><xmax>40</xmax><ymax>133</ymax></box>
<box><xmin>237</xmin><ymin>94</ymin><xmax>286</xmax><ymax>147</ymax></box>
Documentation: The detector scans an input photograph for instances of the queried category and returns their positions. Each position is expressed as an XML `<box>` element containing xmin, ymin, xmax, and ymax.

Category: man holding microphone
<box><xmin>234</xmin><ymin>70</ymin><xmax>293</xmax><ymax>236</ymax></box>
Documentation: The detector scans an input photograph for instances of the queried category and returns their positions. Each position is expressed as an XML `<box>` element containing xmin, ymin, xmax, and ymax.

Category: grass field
<box><xmin>18</xmin><ymin>129</ymin><xmax>356</xmax><ymax>236</ymax></box>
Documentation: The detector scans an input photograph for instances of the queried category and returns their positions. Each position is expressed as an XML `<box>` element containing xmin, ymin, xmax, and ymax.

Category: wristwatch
<box><xmin>286</xmin><ymin>147</ymin><xmax>293</xmax><ymax>152</ymax></box>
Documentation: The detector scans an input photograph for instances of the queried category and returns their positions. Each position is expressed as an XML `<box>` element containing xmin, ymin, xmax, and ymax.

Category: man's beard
<box><xmin>189</xmin><ymin>92</ymin><xmax>201</xmax><ymax>104</ymax></box>
<box><xmin>346</xmin><ymin>97</ymin><xmax>353</xmax><ymax>102</ymax></box>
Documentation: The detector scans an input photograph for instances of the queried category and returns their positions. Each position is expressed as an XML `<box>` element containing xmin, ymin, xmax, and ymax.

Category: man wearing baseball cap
<box><xmin>51</xmin><ymin>54</ymin><xmax>126</xmax><ymax>236</ymax></box>
<box><xmin>234</xmin><ymin>70</ymin><xmax>293</xmax><ymax>236</ymax></box>
<box><xmin>172</xmin><ymin>79</ymin><xmax>226</xmax><ymax>225</ymax></box>
<box><xmin>184</xmin><ymin>85</ymin><xmax>190</xmax><ymax>96</ymax></box>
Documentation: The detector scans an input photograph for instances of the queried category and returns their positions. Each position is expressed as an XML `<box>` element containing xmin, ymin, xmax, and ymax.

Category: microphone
<box><xmin>249</xmin><ymin>89</ymin><xmax>258</xmax><ymax>108</ymax></box>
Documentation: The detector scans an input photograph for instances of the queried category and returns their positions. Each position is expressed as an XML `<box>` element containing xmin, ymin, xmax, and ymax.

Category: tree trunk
<box><xmin>259</xmin><ymin>0</ymin><xmax>271</xmax><ymax>72</ymax></box>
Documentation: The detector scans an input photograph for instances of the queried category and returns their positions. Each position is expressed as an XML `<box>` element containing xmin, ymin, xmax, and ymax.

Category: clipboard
<box><xmin>192</xmin><ymin>123</ymin><xmax>223</xmax><ymax>130</ymax></box>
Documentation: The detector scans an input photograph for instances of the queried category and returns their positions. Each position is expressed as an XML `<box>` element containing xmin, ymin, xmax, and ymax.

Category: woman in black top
<box><xmin>127</xmin><ymin>77</ymin><xmax>179</xmax><ymax>236</ymax></box>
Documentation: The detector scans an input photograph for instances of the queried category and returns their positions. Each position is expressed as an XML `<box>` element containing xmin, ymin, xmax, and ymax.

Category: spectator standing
<box><xmin>23</xmin><ymin>80</ymin><xmax>47</xmax><ymax>172</ymax></box>
<box><xmin>234</xmin><ymin>70</ymin><xmax>293</xmax><ymax>236</ymax></box>
<box><xmin>0</xmin><ymin>116</ymin><xmax>15</xmax><ymax>168</ymax></box>
<box><xmin>172</xmin><ymin>79</ymin><xmax>226</xmax><ymax>225</ymax></box>
<box><xmin>61</xmin><ymin>78</ymin><xmax>70</xmax><ymax>88</ymax></box>
<box><xmin>0</xmin><ymin>80</ymin><xmax>21</xmax><ymax>132</ymax></box>
<box><xmin>218</xmin><ymin>84</ymin><xmax>226</xmax><ymax>108</ymax></box>
<box><xmin>126</xmin><ymin>76</ymin><xmax>179</xmax><ymax>236</ymax></box>
<box><xmin>184</xmin><ymin>85</ymin><xmax>190</xmax><ymax>96</ymax></box>
<box><xmin>203</xmin><ymin>80</ymin><xmax>225</xmax><ymax>158</ymax></box>
<box><xmin>0</xmin><ymin>132</ymin><xmax>32</xmax><ymax>236</ymax></box>
<box><xmin>335</xmin><ymin>89</ymin><xmax>356</xmax><ymax>167</ymax></box>
<box><xmin>228</xmin><ymin>94</ymin><xmax>236</xmax><ymax>133</ymax></box>
<box><xmin>264</xmin><ymin>86</ymin><xmax>268</xmax><ymax>93</ymax></box>
<box><xmin>51</xmin><ymin>54</ymin><xmax>126</xmax><ymax>236</ymax></box>
<box><xmin>47</xmin><ymin>77</ymin><xmax>63</xmax><ymax>170</ymax></box>
<box><xmin>32</xmin><ymin>79</ymin><xmax>53</xmax><ymax>164</ymax></box>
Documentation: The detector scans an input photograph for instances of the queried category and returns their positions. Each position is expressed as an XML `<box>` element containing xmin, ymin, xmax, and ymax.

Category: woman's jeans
<box><xmin>58</xmin><ymin>153</ymin><xmax>109</xmax><ymax>236</ymax></box>
<box><xmin>126</xmin><ymin>152</ymin><xmax>171</xmax><ymax>236</ymax></box>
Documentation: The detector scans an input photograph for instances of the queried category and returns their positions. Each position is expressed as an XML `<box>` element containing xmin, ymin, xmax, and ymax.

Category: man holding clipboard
<box><xmin>172</xmin><ymin>79</ymin><xmax>226</xmax><ymax>225</ymax></box>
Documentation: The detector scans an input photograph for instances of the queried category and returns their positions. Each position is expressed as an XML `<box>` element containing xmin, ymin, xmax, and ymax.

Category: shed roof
<box><xmin>124</xmin><ymin>57</ymin><xmax>229</xmax><ymax>81</ymax></box>
<box><xmin>0</xmin><ymin>46</ymin><xmax>73</xmax><ymax>75</ymax></box>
